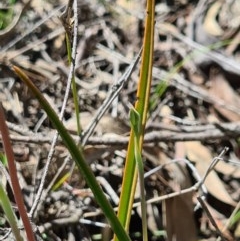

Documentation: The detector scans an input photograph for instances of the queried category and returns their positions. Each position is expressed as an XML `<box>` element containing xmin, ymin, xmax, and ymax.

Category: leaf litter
<box><xmin>0</xmin><ymin>0</ymin><xmax>240</xmax><ymax>240</ymax></box>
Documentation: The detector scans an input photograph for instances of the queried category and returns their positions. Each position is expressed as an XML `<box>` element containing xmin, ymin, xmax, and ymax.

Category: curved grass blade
<box><xmin>12</xmin><ymin>65</ymin><xmax>131</xmax><ymax>241</ymax></box>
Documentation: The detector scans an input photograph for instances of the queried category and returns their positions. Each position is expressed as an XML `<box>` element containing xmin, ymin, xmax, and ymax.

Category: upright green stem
<box><xmin>130</xmin><ymin>107</ymin><xmax>148</xmax><ymax>241</ymax></box>
<box><xmin>115</xmin><ymin>0</ymin><xmax>155</xmax><ymax>239</ymax></box>
<box><xmin>0</xmin><ymin>182</ymin><xmax>23</xmax><ymax>241</ymax></box>
<box><xmin>66</xmin><ymin>33</ymin><xmax>81</xmax><ymax>135</ymax></box>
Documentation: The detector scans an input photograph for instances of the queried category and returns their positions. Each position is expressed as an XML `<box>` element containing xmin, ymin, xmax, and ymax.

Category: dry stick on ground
<box><xmin>28</xmin><ymin>24</ymin><xmax>141</xmax><ymax>219</ymax></box>
<box><xmin>81</xmin><ymin>147</ymin><xmax>229</xmax><ymax>219</ymax></box>
<box><xmin>197</xmin><ymin>197</ymin><xmax>227</xmax><ymax>241</ymax></box>
<box><xmin>1</xmin><ymin>27</ymin><xmax>64</xmax><ymax>62</ymax></box>
<box><xmin>47</xmin><ymin>49</ymin><xmax>142</xmax><ymax>196</ymax></box>
<box><xmin>153</xmin><ymin>67</ymin><xmax>240</xmax><ymax>116</ymax></box>
<box><xmin>132</xmin><ymin>147</ymin><xmax>229</xmax><ymax>207</ymax></box>
<box><xmin>29</xmin><ymin>0</ymin><xmax>79</xmax><ymax>219</ymax></box>
<box><xmin>41</xmin><ymin>48</ymin><xmax>142</xmax><ymax>191</ymax></box>
<box><xmin>156</xmin><ymin>22</ymin><xmax>240</xmax><ymax>76</ymax></box>
<box><xmin>0</xmin><ymin>50</ymin><xmax>142</xmax><ymax>214</ymax></box>
<box><xmin>0</xmin><ymin>5</ymin><xmax>64</xmax><ymax>53</ymax></box>
<box><xmin>96</xmin><ymin>44</ymin><xmax>240</xmax><ymax>117</ymax></box>
<box><xmin>216</xmin><ymin>201</ymin><xmax>240</xmax><ymax>241</ymax></box>
<box><xmin>5</xmin><ymin>121</ymin><xmax>240</xmax><ymax>146</ymax></box>
<box><xmin>144</xmin><ymin>158</ymin><xmax>208</xmax><ymax>197</ymax></box>
<box><xmin>80</xmin><ymin>47</ymin><xmax>142</xmax><ymax>146</ymax></box>
<box><xmin>37</xmin><ymin>209</ymin><xmax>83</xmax><ymax>234</ymax></box>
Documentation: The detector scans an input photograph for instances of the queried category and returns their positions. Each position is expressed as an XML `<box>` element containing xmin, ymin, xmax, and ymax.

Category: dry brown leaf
<box><xmin>201</xmin><ymin>203</ymin><xmax>234</xmax><ymax>241</ymax></box>
<box><xmin>162</xmin><ymin>142</ymin><xmax>197</xmax><ymax>241</ymax></box>
<box><xmin>164</xmin><ymin>159</ymin><xmax>197</xmax><ymax>241</ymax></box>
<box><xmin>208</xmin><ymin>71</ymin><xmax>240</xmax><ymax>121</ymax></box>
<box><xmin>65</xmin><ymin>112</ymin><xmax>129</xmax><ymax>164</ymax></box>
<box><xmin>203</xmin><ymin>1</ymin><xmax>223</xmax><ymax>36</ymax></box>
<box><xmin>215</xmin><ymin>160</ymin><xmax>240</xmax><ymax>179</ymax></box>
<box><xmin>64</xmin><ymin>112</ymin><xmax>129</xmax><ymax>135</ymax></box>
<box><xmin>165</xmin><ymin>193</ymin><xmax>197</xmax><ymax>241</ymax></box>
<box><xmin>184</xmin><ymin>141</ymin><xmax>236</xmax><ymax>206</ymax></box>
<box><xmin>235</xmin><ymin>221</ymin><xmax>240</xmax><ymax>238</ymax></box>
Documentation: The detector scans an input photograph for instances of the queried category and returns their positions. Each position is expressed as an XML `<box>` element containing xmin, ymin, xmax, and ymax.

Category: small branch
<box><xmin>0</xmin><ymin>5</ymin><xmax>64</xmax><ymax>53</ymax></box>
<box><xmin>132</xmin><ymin>147</ymin><xmax>228</xmax><ymax>208</ymax></box>
<box><xmin>81</xmin><ymin>47</ymin><xmax>142</xmax><ymax>146</ymax></box>
<box><xmin>29</xmin><ymin>0</ymin><xmax>79</xmax><ymax>219</ymax></box>
<box><xmin>197</xmin><ymin>197</ymin><xmax>227</xmax><ymax>241</ymax></box>
<box><xmin>4</xmin><ymin>122</ymin><xmax>240</xmax><ymax>145</ymax></box>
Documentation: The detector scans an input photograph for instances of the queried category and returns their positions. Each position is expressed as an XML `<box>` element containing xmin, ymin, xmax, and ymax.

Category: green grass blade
<box><xmin>12</xmin><ymin>65</ymin><xmax>131</xmax><ymax>241</ymax></box>
<box><xmin>130</xmin><ymin>107</ymin><xmax>148</xmax><ymax>241</ymax></box>
<box><xmin>66</xmin><ymin>33</ymin><xmax>81</xmax><ymax>135</ymax></box>
<box><xmin>0</xmin><ymin>181</ymin><xmax>23</xmax><ymax>241</ymax></box>
<box><xmin>115</xmin><ymin>0</ymin><xmax>155</xmax><ymax>238</ymax></box>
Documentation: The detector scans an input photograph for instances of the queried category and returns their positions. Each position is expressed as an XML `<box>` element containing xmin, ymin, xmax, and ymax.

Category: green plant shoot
<box><xmin>129</xmin><ymin>106</ymin><xmax>148</xmax><ymax>241</ymax></box>
<box><xmin>0</xmin><ymin>181</ymin><xmax>23</xmax><ymax>241</ymax></box>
